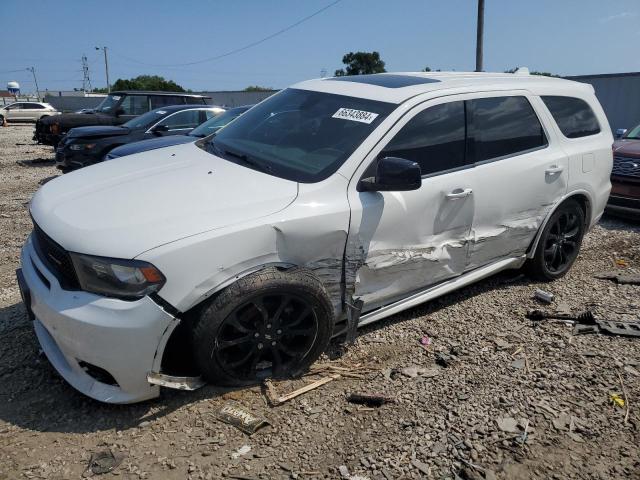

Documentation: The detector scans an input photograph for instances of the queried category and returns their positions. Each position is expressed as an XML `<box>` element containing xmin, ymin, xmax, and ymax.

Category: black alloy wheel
<box><xmin>215</xmin><ymin>293</ymin><xmax>319</xmax><ymax>381</ymax></box>
<box><xmin>543</xmin><ymin>209</ymin><xmax>581</xmax><ymax>274</ymax></box>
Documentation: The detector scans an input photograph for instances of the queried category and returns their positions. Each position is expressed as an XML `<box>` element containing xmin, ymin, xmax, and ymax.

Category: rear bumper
<box><xmin>19</xmin><ymin>235</ymin><xmax>178</xmax><ymax>403</ymax></box>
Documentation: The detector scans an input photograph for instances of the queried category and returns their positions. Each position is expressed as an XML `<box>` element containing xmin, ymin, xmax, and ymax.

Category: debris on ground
<box><xmin>231</xmin><ymin>445</ymin><xmax>252</xmax><ymax>459</ymax></box>
<box><xmin>264</xmin><ymin>374</ymin><xmax>340</xmax><ymax>406</ymax></box>
<box><xmin>496</xmin><ymin>417</ymin><xmax>519</xmax><ymax>433</ymax></box>
<box><xmin>215</xmin><ymin>401</ymin><xmax>270</xmax><ymax>435</ymax></box>
<box><xmin>85</xmin><ymin>450</ymin><xmax>126</xmax><ymax>476</ymax></box>
<box><xmin>533</xmin><ymin>288</ymin><xmax>554</xmax><ymax>304</ymax></box>
<box><xmin>346</xmin><ymin>393</ymin><xmax>395</xmax><ymax>407</ymax></box>
<box><xmin>610</xmin><ymin>393</ymin><xmax>625</xmax><ymax>408</ymax></box>
<box><xmin>594</xmin><ymin>271</ymin><xmax>640</xmax><ymax>285</ymax></box>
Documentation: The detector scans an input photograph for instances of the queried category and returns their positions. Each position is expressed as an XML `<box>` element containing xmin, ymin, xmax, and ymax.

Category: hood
<box><xmin>40</xmin><ymin>112</ymin><xmax>118</xmax><ymax>129</ymax></box>
<box><xmin>67</xmin><ymin>125</ymin><xmax>130</xmax><ymax>139</ymax></box>
<box><xmin>613</xmin><ymin>138</ymin><xmax>640</xmax><ymax>158</ymax></box>
<box><xmin>108</xmin><ymin>135</ymin><xmax>194</xmax><ymax>158</ymax></box>
<box><xmin>30</xmin><ymin>143</ymin><xmax>298</xmax><ymax>258</ymax></box>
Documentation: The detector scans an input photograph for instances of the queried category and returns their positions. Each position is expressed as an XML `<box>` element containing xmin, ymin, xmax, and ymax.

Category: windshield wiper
<box><xmin>209</xmin><ymin>140</ymin><xmax>272</xmax><ymax>174</ymax></box>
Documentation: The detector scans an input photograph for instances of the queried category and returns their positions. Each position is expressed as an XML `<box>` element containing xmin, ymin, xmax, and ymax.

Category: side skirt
<box><xmin>358</xmin><ymin>255</ymin><xmax>526</xmax><ymax>328</ymax></box>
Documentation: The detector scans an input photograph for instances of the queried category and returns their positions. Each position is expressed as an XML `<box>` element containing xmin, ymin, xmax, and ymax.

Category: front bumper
<box><xmin>19</xmin><ymin>235</ymin><xmax>178</xmax><ymax>403</ymax></box>
<box><xmin>55</xmin><ymin>146</ymin><xmax>98</xmax><ymax>170</ymax></box>
<box><xmin>606</xmin><ymin>176</ymin><xmax>640</xmax><ymax>218</ymax></box>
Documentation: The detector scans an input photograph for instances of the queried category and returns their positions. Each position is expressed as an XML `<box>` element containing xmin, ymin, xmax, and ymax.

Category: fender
<box><xmin>526</xmin><ymin>189</ymin><xmax>594</xmax><ymax>259</ymax></box>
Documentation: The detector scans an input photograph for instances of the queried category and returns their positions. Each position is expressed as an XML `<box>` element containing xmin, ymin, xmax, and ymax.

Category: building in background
<box><xmin>567</xmin><ymin>72</ymin><xmax>640</xmax><ymax>132</ymax></box>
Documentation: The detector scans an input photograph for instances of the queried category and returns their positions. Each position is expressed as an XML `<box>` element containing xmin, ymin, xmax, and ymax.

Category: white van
<box><xmin>17</xmin><ymin>71</ymin><xmax>612</xmax><ymax>403</ymax></box>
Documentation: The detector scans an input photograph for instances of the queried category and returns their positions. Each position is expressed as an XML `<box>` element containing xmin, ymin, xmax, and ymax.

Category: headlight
<box><xmin>69</xmin><ymin>143</ymin><xmax>96</xmax><ymax>151</ymax></box>
<box><xmin>70</xmin><ymin>253</ymin><xmax>166</xmax><ymax>299</ymax></box>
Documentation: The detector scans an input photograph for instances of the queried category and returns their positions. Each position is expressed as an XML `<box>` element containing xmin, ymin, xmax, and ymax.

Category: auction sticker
<box><xmin>332</xmin><ymin>108</ymin><xmax>379</xmax><ymax>124</ymax></box>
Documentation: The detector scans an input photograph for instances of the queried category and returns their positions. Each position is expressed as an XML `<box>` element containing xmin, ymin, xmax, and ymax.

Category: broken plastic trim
<box><xmin>146</xmin><ymin>372</ymin><xmax>206</xmax><ymax>391</ymax></box>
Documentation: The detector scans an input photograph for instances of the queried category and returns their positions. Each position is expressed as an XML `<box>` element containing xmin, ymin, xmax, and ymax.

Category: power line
<box><xmin>112</xmin><ymin>0</ymin><xmax>341</xmax><ymax>67</ymax></box>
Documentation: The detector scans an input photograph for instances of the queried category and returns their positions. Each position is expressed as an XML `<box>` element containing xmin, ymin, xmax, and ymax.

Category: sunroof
<box><xmin>327</xmin><ymin>74</ymin><xmax>440</xmax><ymax>88</ymax></box>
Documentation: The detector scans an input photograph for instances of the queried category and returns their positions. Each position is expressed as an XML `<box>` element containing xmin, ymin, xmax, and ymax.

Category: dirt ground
<box><xmin>1</xmin><ymin>125</ymin><xmax>639</xmax><ymax>480</ymax></box>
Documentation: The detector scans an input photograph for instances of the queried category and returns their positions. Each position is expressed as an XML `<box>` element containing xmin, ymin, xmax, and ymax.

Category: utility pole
<box><xmin>95</xmin><ymin>46</ymin><xmax>110</xmax><ymax>92</ymax></box>
<box><xmin>27</xmin><ymin>67</ymin><xmax>40</xmax><ymax>100</ymax></box>
<box><xmin>475</xmin><ymin>0</ymin><xmax>485</xmax><ymax>72</ymax></box>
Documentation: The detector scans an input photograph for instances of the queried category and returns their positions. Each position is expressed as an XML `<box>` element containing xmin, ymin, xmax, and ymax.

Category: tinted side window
<box><xmin>469</xmin><ymin>96</ymin><xmax>547</xmax><ymax>162</ymax></box>
<box><xmin>25</xmin><ymin>103</ymin><xmax>45</xmax><ymax>109</ymax></box>
<box><xmin>120</xmin><ymin>95</ymin><xmax>149</xmax><ymax>115</ymax></box>
<box><xmin>381</xmin><ymin>101</ymin><xmax>467</xmax><ymax>176</ymax></box>
<box><xmin>542</xmin><ymin>96</ymin><xmax>601</xmax><ymax>138</ymax></box>
<box><xmin>158</xmin><ymin>110</ymin><xmax>202</xmax><ymax>130</ymax></box>
<box><xmin>150</xmin><ymin>96</ymin><xmax>185</xmax><ymax>108</ymax></box>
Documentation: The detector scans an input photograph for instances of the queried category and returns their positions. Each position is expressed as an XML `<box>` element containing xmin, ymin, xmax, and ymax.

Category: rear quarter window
<box><xmin>541</xmin><ymin>96</ymin><xmax>601</xmax><ymax>138</ymax></box>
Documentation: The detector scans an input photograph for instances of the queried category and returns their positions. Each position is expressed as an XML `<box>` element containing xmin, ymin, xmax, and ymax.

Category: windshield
<box><xmin>624</xmin><ymin>124</ymin><xmax>640</xmax><ymax>140</ymax></box>
<box><xmin>123</xmin><ymin>108</ymin><xmax>168</xmax><ymax>129</ymax></box>
<box><xmin>189</xmin><ymin>107</ymin><xmax>248</xmax><ymax>137</ymax></box>
<box><xmin>95</xmin><ymin>94</ymin><xmax>122</xmax><ymax>113</ymax></box>
<box><xmin>200</xmin><ymin>89</ymin><xmax>394</xmax><ymax>182</ymax></box>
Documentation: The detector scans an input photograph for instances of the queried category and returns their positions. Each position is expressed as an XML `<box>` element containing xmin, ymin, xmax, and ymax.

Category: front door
<box><xmin>347</xmin><ymin>98</ymin><xmax>475</xmax><ymax>311</ymax></box>
<box><xmin>465</xmin><ymin>94</ymin><xmax>568</xmax><ymax>270</ymax></box>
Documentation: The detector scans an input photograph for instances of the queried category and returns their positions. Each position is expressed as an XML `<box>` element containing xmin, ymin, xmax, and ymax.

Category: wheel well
<box><xmin>160</xmin><ymin>264</ymin><xmax>300</xmax><ymax>375</ymax></box>
<box><xmin>526</xmin><ymin>193</ymin><xmax>591</xmax><ymax>257</ymax></box>
<box><xmin>568</xmin><ymin>193</ymin><xmax>591</xmax><ymax>226</ymax></box>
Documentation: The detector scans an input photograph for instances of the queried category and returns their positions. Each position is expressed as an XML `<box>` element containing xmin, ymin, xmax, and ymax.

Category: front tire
<box><xmin>526</xmin><ymin>199</ymin><xmax>585</xmax><ymax>280</ymax></box>
<box><xmin>192</xmin><ymin>267</ymin><xmax>334</xmax><ymax>386</ymax></box>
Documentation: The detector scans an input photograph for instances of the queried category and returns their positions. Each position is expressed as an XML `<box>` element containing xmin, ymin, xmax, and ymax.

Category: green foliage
<box><xmin>92</xmin><ymin>87</ymin><xmax>108</xmax><ymax>93</ymax></box>
<box><xmin>504</xmin><ymin>68</ymin><xmax>560</xmax><ymax>77</ymax></box>
<box><xmin>110</xmin><ymin>75</ymin><xmax>186</xmax><ymax>92</ymax></box>
<box><xmin>334</xmin><ymin>51</ymin><xmax>386</xmax><ymax>76</ymax></box>
<box><xmin>244</xmin><ymin>85</ymin><xmax>273</xmax><ymax>92</ymax></box>
<box><xmin>423</xmin><ymin>66</ymin><xmax>432</xmax><ymax>72</ymax></box>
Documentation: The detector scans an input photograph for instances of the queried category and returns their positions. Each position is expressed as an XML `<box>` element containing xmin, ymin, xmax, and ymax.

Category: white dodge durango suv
<box><xmin>17</xmin><ymin>71</ymin><xmax>613</xmax><ymax>403</ymax></box>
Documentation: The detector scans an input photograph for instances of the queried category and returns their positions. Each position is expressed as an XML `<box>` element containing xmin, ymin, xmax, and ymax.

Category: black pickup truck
<box><xmin>34</xmin><ymin>91</ymin><xmax>211</xmax><ymax>146</ymax></box>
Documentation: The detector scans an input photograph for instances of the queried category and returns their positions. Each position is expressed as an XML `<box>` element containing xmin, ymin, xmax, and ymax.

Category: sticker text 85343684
<box><xmin>332</xmin><ymin>108</ymin><xmax>379</xmax><ymax>124</ymax></box>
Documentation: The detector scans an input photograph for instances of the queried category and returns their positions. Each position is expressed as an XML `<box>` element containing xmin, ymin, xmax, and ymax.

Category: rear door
<box><xmin>466</xmin><ymin>93</ymin><xmax>567</xmax><ymax>270</ymax></box>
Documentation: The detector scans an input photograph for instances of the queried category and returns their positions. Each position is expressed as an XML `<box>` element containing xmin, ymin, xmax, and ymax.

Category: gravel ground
<box><xmin>0</xmin><ymin>125</ymin><xmax>639</xmax><ymax>480</ymax></box>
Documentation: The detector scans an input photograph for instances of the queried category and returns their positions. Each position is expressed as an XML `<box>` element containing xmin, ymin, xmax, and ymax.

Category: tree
<box><xmin>110</xmin><ymin>75</ymin><xmax>186</xmax><ymax>92</ymax></box>
<box><xmin>423</xmin><ymin>66</ymin><xmax>432</xmax><ymax>72</ymax></box>
<box><xmin>244</xmin><ymin>85</ymin><xmax>273</xmax><ymax>92</ymax></box>
<box><xmin>334</xmin><ymin>51</ymin><xmax>386</xmax><ymax>76</ymax></box>
<box><xmin>504</xmin><ymin>68</ymin><xmax>559</xmax><ymax>77</ymax></box>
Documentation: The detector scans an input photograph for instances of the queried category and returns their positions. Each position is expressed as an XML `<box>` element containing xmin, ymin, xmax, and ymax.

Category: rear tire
<box><xmin>526</xmin><ymin>199</ymin><xmax>585</xmax><ymax>281</ymax></box>
<box><xmin>192</xmin><ymin>267</ymin><xmax>334</xmax><ymax>386</ymax></box>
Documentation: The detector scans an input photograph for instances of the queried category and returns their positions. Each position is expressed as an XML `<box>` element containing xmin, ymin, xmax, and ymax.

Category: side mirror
<box><xmin>151</xmin><ymin>124</ymin><xmax>169</xmax><ymax>134</ymax></box>
<box><xmin>357</xmin><ymin>156</ymin><xmax>422</xmax><ymax>192</ymax></box>
<box><xmin>615</xmin><ymin>128</ymin><xmax>627</xmax><ymax>139</ymax></box>
<box><xmin>115</xmin><ymin>107</ymin><xmax>125</xmax><ymax>117</ymax></box>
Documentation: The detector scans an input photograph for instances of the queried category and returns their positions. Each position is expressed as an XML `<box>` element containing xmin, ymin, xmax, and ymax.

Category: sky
<box><xmin>1</xmin><ymin>0</ymin><xmax>639</xmax><ymax>94</ymax></box>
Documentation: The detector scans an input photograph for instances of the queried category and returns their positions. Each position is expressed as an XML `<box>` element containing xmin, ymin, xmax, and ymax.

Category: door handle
<box><xmin>446</xmin><ymin>188</ymin><xmax>473</xmax><ymax>200</ymax></box>
<box><xmin>545</xmin><ymin>165</ymin><xmax>564</xmax><ymax>175</ymax></box>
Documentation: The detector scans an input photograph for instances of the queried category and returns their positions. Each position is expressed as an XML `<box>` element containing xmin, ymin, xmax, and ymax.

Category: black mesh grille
<box><xmin>612</xmin><ymin>156</ymin><xmax>640</xmax><ymax>179</ymax></box>
<box><xmin>32</xmin><ymin>223</ymin><xmax>79</xmax><ymax>290</ymax></box>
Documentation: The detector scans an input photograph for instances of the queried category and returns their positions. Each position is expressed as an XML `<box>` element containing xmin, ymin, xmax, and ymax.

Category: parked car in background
<box><xmin>56</xmin><ymin>105</ymin><xmax>224</xmax><ymax>171</ymax></box>
<box><xmin>609</xmin><ymin>122</ymin><xmax>640</xmax><ymax>217</ymax></box>
<box><xmin>34</xmin><ymin>91</ymin><xmax>211</xmax><ymax>146</ymax></box>
<box><xmin>105</xmin><ymin>105</ymin><xmax>252</xmax><ymax>160</ymax></box>
<box><xmin>0</xmin><ymin>102</ymin><xmax>59</xmax><ymax>123</ymax></box>
<box><xmin>18</xmin><ymin>72</ymin><xmax>612</xmax><ymax>403</ymax></box>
